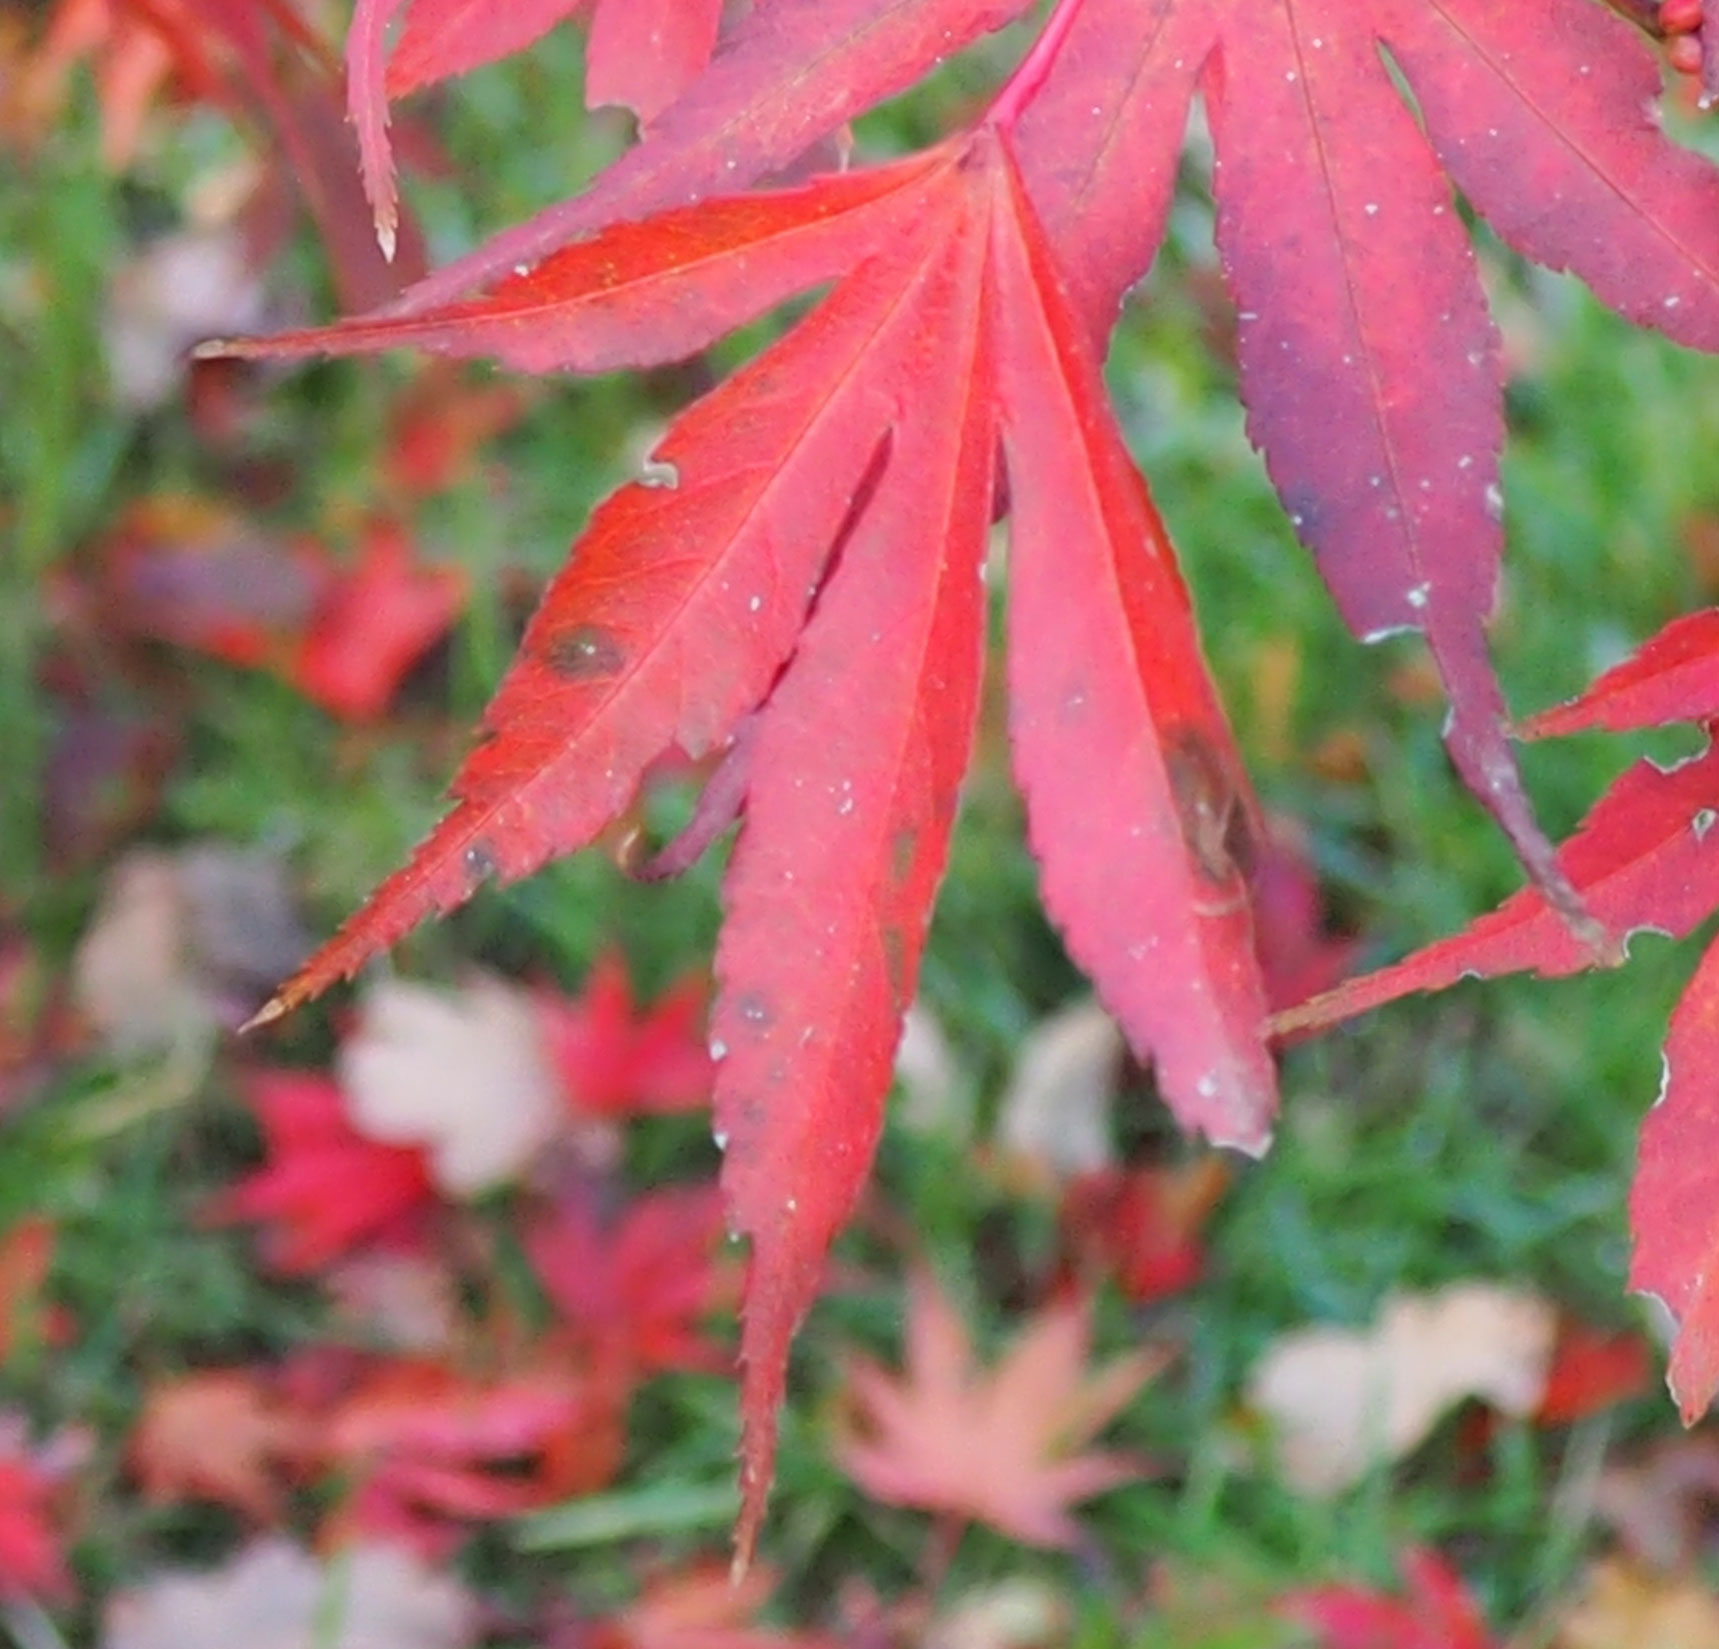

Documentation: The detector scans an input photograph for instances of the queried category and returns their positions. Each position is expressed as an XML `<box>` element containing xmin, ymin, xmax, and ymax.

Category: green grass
<box><xmin>6</xmin><ymin>19</ymin><xmax>1719</xmax><ymax>1645</ymax></box>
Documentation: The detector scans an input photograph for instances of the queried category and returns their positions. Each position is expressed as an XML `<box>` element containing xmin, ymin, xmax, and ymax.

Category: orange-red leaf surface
<box><xmin>1630</xmin><ymin>930</ymin><xmax>1719</xmax><ymax>1422</ymax></box>
<box><xmin>1522</xmin><ymin>610</ymin><xmax>1719</xmax><ymax>738</ymax></box>
<box><xmin>835</xmin><ymin>1273</ymin><xmax>1160</xmax><ymax>1547</ymax></box>
<box><xmin>205</xmin><ymin>154</ymin><xmax>949</xmax><ymax>375</ymax></box>
<box><xmin>250</xmin><ymin>189</ymin><xmax>966</xmax><ymax>1022</ymax></box>
<box><xmin>375</xmin><ymin>0</ymin><xmax>1034</xmax><ymax>316</ymax></box>
<box><xmin>712</xmin><ymin>161</ymin><xmax>996</xmax><ymax>1561</ymax></box>
<box><xmin>1274</xmin><ymin>745</ymin><xmax>1719</xmax><ymax>1037</ymax></box>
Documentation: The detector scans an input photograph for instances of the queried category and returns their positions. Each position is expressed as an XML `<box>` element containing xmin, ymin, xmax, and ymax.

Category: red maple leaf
<box><xmin>534</xmin><ymin>952</ymin><xmax>712</xmax><ymax>1120</ymax></box>
<box><xmin>206</xmin><ymin>0</ymin><xmax>1719</xmax><ymax>1555</ymax></box>
<box><xmin>835</xmin><ymin>1273</ymin><xmax>1161</xmax><ymax>1548</ymax></box>
<box><xmin>1274</xmin><ymin>608</ymin><xmax>1719</xmax><ymax>1426</ymax></box>
<box><xmin>525</xmin><ymin>1183</ymin><xmax>732</xmax><ymax>1378</ymax></box>
<box><xmin>316</xmin><ymin>1357</ymin><xmax>621</xmax><ymax>1555</ymax></box>
<box><xmin>1278</xmin><ymin>1547</ymin><xmax>1500</xmax><ymax>1649</ymax></box>
<box><xmin>288</xmin><ymin>518</ymin><xmax>466</xmax><ymax>722</ymax></box>
<box><xmin>208</xmin><ymin>1068</ymin><xmax>437</xmax><ymax>1273</ymax></box>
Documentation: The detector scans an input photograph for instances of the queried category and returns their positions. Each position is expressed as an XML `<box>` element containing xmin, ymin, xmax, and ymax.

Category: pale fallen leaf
<box><xmin>102</xmin><ymin>1538</ymin><xmax>476</xmax><ymax>1649</ymax></box>
<box><xmin>836</xmin><ymin>1273</ymin><xmax>1162</xmax><ymax>1546</ymax></box>
<box><xmin>340</xmin><ymin>974</ymin><xmax>562</xmax><ymax>1196</ymax></box>
<box><xmin>72</xmin><ymin>846</ymin><xmax>307</xmax><ymax>1055</ymax></box>
<box><xmin>894</xmin><ymin>1001</ymin><xmax>970</xmax><ymax>1140</ymax></box>
<box><xmin>73</xmin><ymin>850</ymin><xmax>212</xmax><ymax>1056</ymax></box>
<box><xmin>1247</xmin><ymin>1283</ymin><xmax>1556</xmax><ymax>1495</ymax></box>
<box><xmin>106</xmin><ymin>226</ymin><xmax>267</xmax><ymax>409</ymax></box>
<box><xmin>993</xmin><ymin>998</ymin><xmax>1123</xmax><ymax>1182</ymax></box>
<box><xmin>1593</xmin><ymin>1435</ymin><xmax>1719</xmax><ymax>1570</ymax></box>
<box><xmin>925</xmin><ymin>1579</ymin><xmax>1070</xmax><ymax>1649</ymax></box>
<box><xmin>1556</xmin><ymin>1558</ymin><xmax>1719</xmax><ymax>1649</ymax></box>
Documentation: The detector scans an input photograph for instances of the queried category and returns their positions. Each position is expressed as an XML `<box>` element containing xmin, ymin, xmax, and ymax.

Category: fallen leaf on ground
<box><xmin>324</xmin><ymin>1249</ymin><xmax>462</xmax><ymax>1353</ymax></box>
<box><xmin>992</xmin><ymin>998</ymin><xmax>1124</xmax><ymax>1184</ymax></box>
<box><xmin>1057</xmin><ymin>1159</ymin><xmax>1228</xmax><ymax>1305</ymax></box>
<box><xmin>318</xmin><ymin>1358</ymin><xmax>620</xmax><ymax>1553</ymax></box>
<box><xmin>1535</xmin><ymin>1320</ymin><xmax>1653</xmax><ymax>1426</ymax></box>
<box><xmin>1593</xmin><ymin>1435</ymin><xmax>1719</xmax><ymax>1570</ymax></box>
<box><xmin>0</xmin><ymin>1221</ymin><xmax>60</xmax><ymax>1367</ymax></box>
<box><xmin>526</xmin><ymin>1183</ymin><xmax>732</xmax><ymax>1378</ymax></box>
<box><xmin>289</xmin><ymin>518</ymin><xmax>466</xmax><ymax>721</ymax></box>
<box><xmin>923</xmin><ymin>1578</ymin><xmax>1070</xmax><ymax>1649</ymax></box>
<box><xmin>1556</xmin><ymin>1558</ymin><xmax>1719</xmax><ymax>1649</ymax></box>
<box><xmin>835</xmin><ymin>1273</ymin><xmax>1161</xmax><ymax>1547</ymax></box>
<box><xmin>102</xmin><ymin>1536</ymin><xmax>477</xmax><ymax>1649</ymax></box>
<box><xmin>0</xmin><ymin>1415</ymin><xmax>82</xmax><ymax>1602</ymax></box>
<box><xmin>1279</xmin><ymin>1546</ymin><xmax>1500</xmax><ymax>1649</ymax></box>
<box><xmin>72</xmin><ymin>845</ymin><xmax>306</xmax><ymax>1053</ymax></box>
<box><xmin>1247</xmin><ymin>1283</ymin><xmax>1557</xmax><ymax>1495</ymax></box>
<box><xmin>534</xmin><ymin>951</ymin><xmax>711</xmax><ymax>1120</ymax></box>
<box><xmin>208</xmin><ymin>1068</ymin><xmax>436</xmax><ymax>1274</ymax></box>
<box><xmin>128</xmin><ymin>1369</ymin><xmax>296</xmax><ymax>1520</ymax></box>
<box><xmin>106</xmin><ymin>225</ymin><xmax>268</xmax><ymax>409</ymax></box>
<box><xmin>340</xmin><ymin>974</ymin><xmax>563</xmax><ymax>1195</ymax></box>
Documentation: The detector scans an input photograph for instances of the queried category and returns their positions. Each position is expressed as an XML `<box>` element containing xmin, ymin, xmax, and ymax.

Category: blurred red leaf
<box><xmin>101</xmin><ymin>506</ymin><xmax>463</xmax><ymax>721</ymax></box>
<box><xmin>128</xmin><ymin>1369</ymin><xmax>295</xmax><ymax>1519</ymax></box>
<box><xmin>0</xmin><ymin>1421</ymin><xmax>82</xmax><ymax>1603</ymax></box>
<box><xmin>289</xmin><ymin>518</ymin><xmax>466</xmax><ymax>721</ymax></box>
<box><xmin>0</xmin><ymin>1220</ymin><xmax>66</xmax><ymax>1366</ymax></box>
<box><xmin>535</xmin><ymin>953</ymin><xmax>712</xmax><ymax>1121</ymax></box>
<box><xmin>207</xmin><ymin>1068</ymin><xmax>436</xmax><ymax>1273</ymax></box>
<box><xmin>382</xmin><ymin>368</ymin><xmax>527</xmax><ymax>499</ymax></box>
<box><xmin>1279</xmin><ymin>1547</ymin><xmax>1500</xmax><ymax>1649</ymax></box>
<box><xmin>27</xmin><ymin>0</ymin><xmax>425</xmax><ymax>308</ymax></box>
<box><xmin>319</xmin><ymin>1359</ymin><xmax>620</xmax><ymax>1553</ymax></box>
<box><xmin>835</xmin><ymin>1274</ymin><xmax>1161</xmax><ymax>1547</ymax></box>
<box><xmin>526</xmin><ymin>1183</ymin><xmax>731</xmax><ymax>1378</ymax></box>
<box><xmin>1535</xmin><ymin>1322</ymin><xmax>1654</xmax><ymax>1426</ymax></box>
<box><xmin>1058</xmin><ymin>1159</ymin><xmax>1228</xmax><ymax>1306</ymax></box>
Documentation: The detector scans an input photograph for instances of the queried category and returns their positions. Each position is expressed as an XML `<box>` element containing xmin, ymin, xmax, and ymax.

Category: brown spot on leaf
<box><xmin>543</xmin><ymin>623</ymin><xmax>626</xmax><ymax>680</ymax></box>
<box><xmin>1164</xmin><ymin>727</ymin><xmax>1255</xmax><ymax>890</ymax></box>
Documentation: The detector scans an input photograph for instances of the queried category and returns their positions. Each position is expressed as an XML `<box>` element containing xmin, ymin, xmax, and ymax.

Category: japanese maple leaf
<box><xmin>207</xmin><ymin>1068</ymin><xmax>436</xmax><ymax>1273</ymax></box>
<box><xmin>1272</xmin><ymin>608</ymin><xmax>1719</xmax><ymax>1425</ymax></box>
<box><xmin>835</xmin><ymin>1273</ymin><xmax>1161</xmax><ymax>1547</ymax></box>
<box><xmin>208</xmin><ymin>0</ymin><xmax>1719</xmax><ymax>1559</ymax></box>
<box><xmin>1278</xmin><ymin>1547</ymin><xmax>1500</xmax><ymax>1649</ymax></box>
<box><xmin>128</xmin><ymin>1369</ymin><xmax>294</xmax><ymax>1520</ymax></box>
<box><xmin>534</xmin><ymin>952</ymin><xmax>712</xmax><ymax>1119</ymax></box>
<box><xmin>349</xmin><ymin>0</ymin><xmax>725</xmax><ymax>255</ymax></box>
<box><xmin>318</xmin><ymin>1358</ymin><xmax>620</xmax><ymax>1554</ymax></box>
<box><xmin>525</xmin><ymin>1184</ymin><xmax>732</xmax><ymax>1378</ymax></box>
